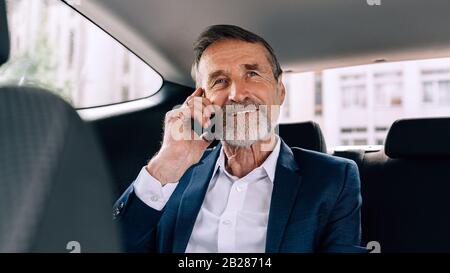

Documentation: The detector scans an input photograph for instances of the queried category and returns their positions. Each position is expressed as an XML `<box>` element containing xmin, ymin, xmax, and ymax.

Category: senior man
<box><xmin>113</xmin><ymin>24</ymin><xmax>364</xmax><ymax>253</ymax></box>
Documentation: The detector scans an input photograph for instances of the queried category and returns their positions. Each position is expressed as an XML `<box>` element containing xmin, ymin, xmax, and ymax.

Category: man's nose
<box><xmin>228</xmin><ymin>81</ymin><xmax>250</xmax><ymax>102</ymax></box>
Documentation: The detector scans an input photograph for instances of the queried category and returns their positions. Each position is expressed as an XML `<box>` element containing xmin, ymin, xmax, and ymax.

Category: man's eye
<box><xmin>214</xmin><ymin>79</ymin><xmax>226</xmax><ymax>85</ymax></box>
<box><xmin>248</xmin><ymin>71</ymin><xmax>259</xmax><ymax>77</ymax></box>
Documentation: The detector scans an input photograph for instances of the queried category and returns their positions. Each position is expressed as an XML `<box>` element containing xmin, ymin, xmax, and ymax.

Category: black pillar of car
<box><xmin>0</xmin><ymin>0</ymin><xmax>9</xmax><ymax>66</ymax></box>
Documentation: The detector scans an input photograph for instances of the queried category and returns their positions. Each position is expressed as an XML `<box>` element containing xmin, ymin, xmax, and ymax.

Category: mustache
<box><xmin>221</xmin><ymin>101</ymin><xmax>263</xmax><ymax>115</ymax></box>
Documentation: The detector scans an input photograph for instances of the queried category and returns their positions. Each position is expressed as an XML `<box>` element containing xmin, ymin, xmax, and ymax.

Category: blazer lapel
<box><xmin>172</xmin><ymin>144</ymin><xmax>221</xmax><ymax>253</ymax></box>
<box><xmin>266</xmin><ymin>141</ymin><xmax>303</xmax><ymax>253</ymax></box>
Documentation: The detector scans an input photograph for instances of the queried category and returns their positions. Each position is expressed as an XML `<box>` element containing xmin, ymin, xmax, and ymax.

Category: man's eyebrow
<box><xmin>208</xmin><ymin>70</ymin><xmax>228</xmax><ymax>82</ymax></box>
<box><xmin>242</xmin><ymin>63</ymin><xmax>260</xmax><ymax>71</ymax></box>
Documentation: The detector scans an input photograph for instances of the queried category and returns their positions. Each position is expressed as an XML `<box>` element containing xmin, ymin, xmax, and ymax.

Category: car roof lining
<box><xmin>68</xmin><ymin>0</ymin><xmax>450</xmax><ymax>87</ymax></box>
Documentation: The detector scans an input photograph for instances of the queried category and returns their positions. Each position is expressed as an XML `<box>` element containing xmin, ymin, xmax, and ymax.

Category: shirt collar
<box><xmin>212</xmin><ymin>135</ymin><xmax>281</xmax><ymax>183</ymax></box>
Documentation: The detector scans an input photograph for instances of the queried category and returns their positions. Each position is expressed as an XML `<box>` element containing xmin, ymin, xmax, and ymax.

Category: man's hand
<box><xmin>146</xmin><ymin>88</ymin><xmax>216</xmax><ymax>185</ymax></box>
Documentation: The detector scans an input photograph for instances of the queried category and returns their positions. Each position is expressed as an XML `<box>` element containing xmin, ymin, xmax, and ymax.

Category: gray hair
<box><xmin>191</xmin><ymin>24</ymin><xmax>283</xmax><ymax>85</ymax></box>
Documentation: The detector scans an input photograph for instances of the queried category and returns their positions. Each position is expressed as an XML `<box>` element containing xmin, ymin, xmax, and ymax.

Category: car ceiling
<box><xmin>72</xmin><ymin>0</ymin><xmax>450</xmax><ymax>87</ymax></box>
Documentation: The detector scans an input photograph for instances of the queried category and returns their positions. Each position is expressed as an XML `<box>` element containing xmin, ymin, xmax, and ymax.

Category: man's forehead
<box><xmin>198</xmin><ymin>40</ymin><xmax>271</xmax><ymax>74</ymax></box>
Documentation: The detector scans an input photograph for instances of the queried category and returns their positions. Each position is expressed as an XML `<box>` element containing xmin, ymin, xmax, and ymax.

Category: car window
<box><xmin>280</xmin><ymin>57</ymin><xmax>450</xmax><ymax>147</ymax></box>
<box><xmin>0</xmin><ymin>0</ymin><xmax>163</xmax><ymax>109</ymax></box>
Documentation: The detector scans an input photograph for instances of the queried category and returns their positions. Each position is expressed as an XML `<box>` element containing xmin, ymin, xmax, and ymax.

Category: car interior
<box><xmin>0</xmin><ymin>0</ymin><xmax>121</xmax><ymax>253</ymax></box>
<box><xmin>1</xmin><ymin>0</ymin><xmax>450</xmax><ymax>253</ymax></box>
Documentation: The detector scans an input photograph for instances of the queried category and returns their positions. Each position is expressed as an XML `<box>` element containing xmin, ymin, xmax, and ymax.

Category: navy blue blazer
<box><xmin>113</xmin><ymin>140</ymin><xmax>366</xmax><ymax>253</ymax></box>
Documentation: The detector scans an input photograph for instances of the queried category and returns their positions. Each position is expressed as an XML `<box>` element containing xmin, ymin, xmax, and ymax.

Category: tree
<box><xmin>0</xmin><ymin>3</ymin><xmax>72</xmax><ymax>103</ymax></box>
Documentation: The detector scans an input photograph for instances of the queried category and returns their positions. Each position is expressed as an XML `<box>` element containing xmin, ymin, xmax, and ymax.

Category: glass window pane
<box><xmin>439</xmin><ymin>80</ymin><xmax>450</xmax><ymax>105</ymax></box>
<box><xmin>0</xmin><ymin>0</ymin><xmax>163</xmax><ymax>109</ymax></box>
<box><xmin>280</xmin><ymin>57</ymin><xmax>450</xmax><ymax>147</ymax></box>
<box><xmin>423</xmin><ymin>81</ymin><xmax>434</xmax><ymax>103</ymax></box>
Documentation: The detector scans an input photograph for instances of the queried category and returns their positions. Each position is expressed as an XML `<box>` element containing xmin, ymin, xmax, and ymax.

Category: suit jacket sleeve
<box><xmin>320</xmin><ymin>161</ymin><xmax>367</xmax><ymax>253</ymax></box>
<box><xmin>113</xmin><ymin>184</ymin><xmax>163</xmax><ymax>252</ymax></box>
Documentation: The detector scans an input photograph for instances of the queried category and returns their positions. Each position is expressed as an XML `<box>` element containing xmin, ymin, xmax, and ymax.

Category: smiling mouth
<box><xmin>232</xmin><ymin>109</ymin><xmax>259</xmax><ymax>116</ymax></box>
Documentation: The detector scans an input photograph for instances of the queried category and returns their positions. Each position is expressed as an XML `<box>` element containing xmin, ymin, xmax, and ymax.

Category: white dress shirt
<box><xmin>133</xmin><ymin>136</ymin><xmax>281</xmax><ymax>253</ymax></box>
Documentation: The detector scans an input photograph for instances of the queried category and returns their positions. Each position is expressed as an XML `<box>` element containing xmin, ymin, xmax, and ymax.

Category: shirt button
<box><xmin>150</xmin><ymin>195</ymin><xmax>160</xmax><ymax>202</ymax></box>
<box><xmin>222</xmin><ymin>220</ymin><xmax>232</xmax><ymax>226</ymax></box>
<box><xmin>236</xmin><ymin>185</ymin><xmax>243</xmax><ymax>192</ymax></box>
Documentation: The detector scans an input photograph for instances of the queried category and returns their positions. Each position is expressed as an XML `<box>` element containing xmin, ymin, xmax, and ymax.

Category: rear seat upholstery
<box><xmin>335</xmin><ymin>118</ymin><xmax>450</xmax><ymax>252</ymax></box>
<box><xmin>278</xmin><ymin>121</ymin><xmax>327</xmax><ymax>153</ymax></box>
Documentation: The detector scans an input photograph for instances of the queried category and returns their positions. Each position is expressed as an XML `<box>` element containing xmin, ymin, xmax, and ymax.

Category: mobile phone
<box><xmin>191</xmin><ymin>113</ymin><xmax>216</xmax><ymax>141</ymax></box>
<box><xmin>191</xmin><ymin>91</ymin><xmax>217</xmax><ymax>141</ymax></box>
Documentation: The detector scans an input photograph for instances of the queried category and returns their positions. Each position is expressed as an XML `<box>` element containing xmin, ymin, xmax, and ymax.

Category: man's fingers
<box><xmin>191</xmin><ymin>108</ymin><xmax>206</xmax><ymax>129</ymax></box>
<box><xmin>186</xmin><ymin>95</ymin><xmax>213</xmax><ymax>109</ymax></box>
<box><xmin>191</xmin><ymin>87</ymin><xmax>204</xmax><ymax>97</ymax></box>
<box><xmin>185</xmin><ymin>87</ymin><xmax>204</xmax><ymax>104</ymax></box>
<box><xmin>167</xmin><ymin>87</ymin><xmax>219</xmax><ymax>139</ymax></box>
<box><xmin>200</xmin><ymin>131</ymin><xmax>215</xmax><ymax>143</ymax></box>
<box><xmin>188</xmin><ymin>97</ymin><xmax>216</xmax><ymax>119</ymax></box>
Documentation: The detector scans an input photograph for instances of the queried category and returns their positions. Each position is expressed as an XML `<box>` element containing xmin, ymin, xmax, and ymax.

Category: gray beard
<box><xmin>222</xmin><ymin>105</ymin><xmax>272</xmax><ymax>148</ymax></box>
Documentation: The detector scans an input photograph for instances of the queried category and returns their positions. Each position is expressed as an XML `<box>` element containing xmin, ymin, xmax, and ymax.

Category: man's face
<box><xmin>196</xmin><ymin>39</ymin><xmax>285</xmax><ymax>147</ymax></box>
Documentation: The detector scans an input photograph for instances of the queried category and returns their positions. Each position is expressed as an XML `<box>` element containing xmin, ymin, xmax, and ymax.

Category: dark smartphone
<box><xmin>191</xmin><ymin>113</ymin><xmax>216</xmax><ymax>141</ymax></box>
<box><xmin>191</xmin><ymin>91</ymin><xmax>218</xmax><ymax>141</ymax></box>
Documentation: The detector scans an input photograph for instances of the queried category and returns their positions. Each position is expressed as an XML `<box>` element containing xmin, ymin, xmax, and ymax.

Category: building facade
<box><xmin>281</xmin><ymin>58</ymin><xmax>450</xmax><ymax>147</ymax></box>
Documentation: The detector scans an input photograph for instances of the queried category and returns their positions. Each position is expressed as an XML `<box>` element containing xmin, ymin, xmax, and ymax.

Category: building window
<box><xmin>421</xmin><ymin>68</ymin><xmax>450</xmax><ymax>75</ymax></box>
<box><xmin>439</xmin><ymin>80</ymin><xmax>450</xmax><ymax>104</ymax></box>
<box><xmin>341</xmin><ymin>85</ymin><xmax>366</xmax><ymax>108</ymax></box>
<box><xmin>421</xmin><ymin>69</ymin><xmax>450</xmax><ymax>106</ymax></box>
<box><xmin>340</xmin><ymin>138</ymin><xmax>368</xmax><ymax>146</ymax></box>
<box><xmin>340</xmin><ymin>127</ymin><xmax>367</xmax><ymax>133</ymax></box>
<box><xmin>374</xmin><ymin>71</ymin><xmax>403</xmax><ymax>107</ymax></box>
<box><xmin>340</xmin><ymin>126</ymin><xmax>368</xmax><ymax>146</ymax></box>
<box><xmin>423</xmin><ymin>81</ymin><xmax>434</xmax><ymax>103</ymax></box>
<box><xmin>340</xmin><ymin>73</ymin><xmax>367</xmax><ymax>109</ymax></box>
<box><xmin>422</xmin><ymin>79</ymin><xmax>450</xmax><ymax>105</ymax></box>
<box><xmin>375</xmin><ymin>126</ymin><xmax>388</xmax><ymax>132</ymax></box>
<box><xmin>353</xmin><ymin>139</ymin><xmax>368</xmax><ymax>145</ymax></box>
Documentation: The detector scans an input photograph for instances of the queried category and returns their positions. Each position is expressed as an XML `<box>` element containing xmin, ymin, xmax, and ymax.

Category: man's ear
<box><xmin>277</xmin><ymin>74</ymin><xmax>286</xmax><ymax>105</ymax></box>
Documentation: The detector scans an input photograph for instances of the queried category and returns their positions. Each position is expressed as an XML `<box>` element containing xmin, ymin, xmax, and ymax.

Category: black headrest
<box><xmin>385</xmin><ymin>117</ymin><xmax>450</xmax><ymax>159</ymax></box>
<box><xmin>278</xmin><ymin>121</ymin><xmax>327</xmax><ymax>153</ymax></box>
<box><xmin>0</xmin><ymin>86</ymin><xmax>121</xmax><ymax>252</ymax></box>
<box><xmin>0</xmin><ymin>0</ymin><xmax>9</xmax><ymax>66</ymax></box>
